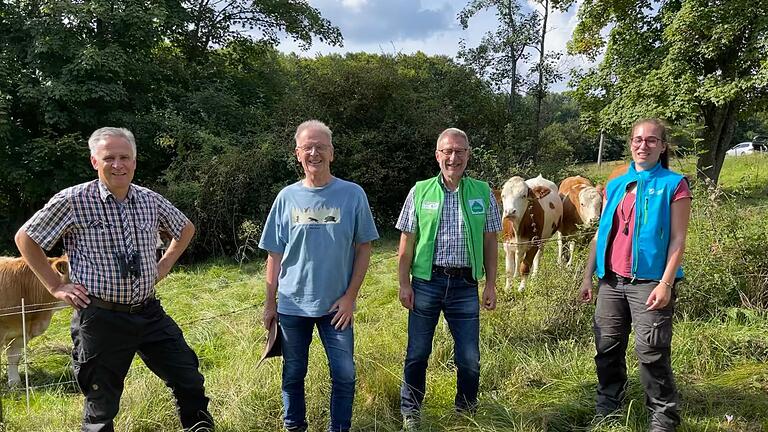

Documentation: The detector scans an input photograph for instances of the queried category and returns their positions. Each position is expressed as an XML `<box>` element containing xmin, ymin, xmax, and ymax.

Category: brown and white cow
<box><xmin>606</xmin><ymin>163</ymin><xmax>629</xmax><ymax>183</ymax></box>
<box><xmin>558</xmin><ymin>176</ymin><xmax>603</xmax><ymax>266</ymax></box>
<box><xmin>499</xmin><ymin>175</ymin><xmax>563</xmax><ymax>292</ymax></box>
<box><xmin>0</xmin><ymin>256</ymin><xmax>68</xmax><ymax>386</ymax></box>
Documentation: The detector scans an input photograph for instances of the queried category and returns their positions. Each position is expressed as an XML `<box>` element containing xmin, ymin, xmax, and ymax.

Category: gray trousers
<box><xmin>594</xmin><ymin>272</ymin><xmax>680</xmax><ymax>431</ymax></box>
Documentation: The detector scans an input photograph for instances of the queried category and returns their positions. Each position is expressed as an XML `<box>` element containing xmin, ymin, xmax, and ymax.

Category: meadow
<box><xmin>2</xmin><ymin>154</ymin><xmax>768</xmax><ymax>432</ymax></box>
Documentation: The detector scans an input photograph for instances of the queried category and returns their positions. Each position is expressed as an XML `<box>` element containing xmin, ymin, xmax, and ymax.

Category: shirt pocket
<box><xmin>83</xmin><ymin>219</ymin><xmax>114</xmax><ymax>254</ymax></box>
<box><xmin>134</xmin><ymin>215</ymin><xmax>158</xmax><ymax>250</ymax></box>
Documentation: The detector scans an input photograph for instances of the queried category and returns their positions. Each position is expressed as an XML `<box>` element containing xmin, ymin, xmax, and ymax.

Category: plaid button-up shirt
<box><xmin>396</xmin><ymin>177</ymin><xmax>501</xmax><ymax>268</ymax></box>
<box><xmin>23</xmin><ymin>180</ymin><xmax>190</xmax><ymax>304</ymax></box>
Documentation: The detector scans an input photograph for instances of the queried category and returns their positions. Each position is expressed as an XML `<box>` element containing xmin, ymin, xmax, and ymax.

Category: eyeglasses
<box><xmin>631</xmin><ymin>137</ymin><xmax>663</xmax><ymax>148</ymax></box>
<box><xmin>297</xmin><ymin>145</ymin><xmax>332</xmax><ymax>154</ymax></box>
<box><xmin>437</xmin><ymin>148</ymin><xmax>469</xmax><ymax>157</ymax></box>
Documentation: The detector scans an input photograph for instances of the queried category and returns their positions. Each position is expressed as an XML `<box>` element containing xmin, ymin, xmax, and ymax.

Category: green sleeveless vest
<box><xmin>411</xmin><ymin>175</ymin><xmax>490</xmax><ymax>280</ymax></box>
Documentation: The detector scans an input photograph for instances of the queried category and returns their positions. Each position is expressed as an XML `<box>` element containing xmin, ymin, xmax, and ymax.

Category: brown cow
<box><xmin>606</xmin><ymin>163</ymin><xmax>629</xmax><ymax>184</ymax></box>
<box><xmin>0</xmin><ymin>256</ymin><xmax>68</xmax><ymax>386</ymax></box>
<box><xmin>499</xmin><ymin>175</ymin><xmax>563</xmax><ymax>292</ymax></box>
<box><xmin>558</xmin><ymin>176</ymin><xmax>603</xmax><ymax>266</ymax></box>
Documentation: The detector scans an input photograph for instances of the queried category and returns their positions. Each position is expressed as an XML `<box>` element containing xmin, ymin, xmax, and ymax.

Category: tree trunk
<box><xmin>508</xmin><ymin>0</ymin><xmax>516</xmax><ymax>113</ymax></box>
<box><xmin>696</xmin><ymin>102</ymin><xmax>738</xmax><ymax>185</ymax></box>
<box><xmin>535</xmin><ymin>0</ymin><xmax>549</xmax><ymax>135</ymax></box>
<box><xmin>509</xmin><ymin>60</ymin><xmax>517</xmax><ymax>113</ymax></box>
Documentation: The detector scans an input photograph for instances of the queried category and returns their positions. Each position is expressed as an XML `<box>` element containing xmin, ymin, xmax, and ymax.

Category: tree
<box><xmin>178</xmin><ymin>0</ymin><xmax>342</xmax><ymax>58</ymax></box>
<box><xmin>0</xmin><ymin>0</ymin><xmax>342</xmax><ymax>254</ymax></box>
<box><xmin>528</xmin><ymin>0</ymin><xmax>573</xmax><ymax>134</ymax></box>
<box><xmin>458</xmin><ymin>0</ymin><xmax>539</xmax><ymax>112</ymax></box>
<box><xmin>570</xmin><ymin>0</ymin><xmax>768</xmax><ymax>183</ymax></box>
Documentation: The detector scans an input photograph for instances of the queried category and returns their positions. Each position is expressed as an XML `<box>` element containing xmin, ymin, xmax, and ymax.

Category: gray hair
<box><xmin>294</xmin><ymin>120</ymin><xmax>333</xmax><ymax>146</ymax></box>
<box><xmin>436</xmin><ymin>127</ymin><xmax>470</xmax><ymax>150</ymax></box>
<box><xmin>88</xmin><ymin>127</ymin><xmax>137</xmax><ymax>158</ymax></box>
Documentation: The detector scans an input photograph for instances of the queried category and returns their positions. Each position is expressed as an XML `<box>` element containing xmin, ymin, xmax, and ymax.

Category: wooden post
<box><xmin>597</xmin><ymin>130</ymin><xmax>605</xmax><ymax>167</ymax></box>
<box><xmin>21</xmin><ymin>298</ymin><xmax>30</xmax><ymax>413</ymax></box>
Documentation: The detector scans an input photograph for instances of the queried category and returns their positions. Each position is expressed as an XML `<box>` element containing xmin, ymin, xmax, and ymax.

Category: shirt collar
<box><xmin>438</xmin><ymin>174</ymin><xmax>463</xmax><ymax>193</ymax></box>
<box><xmin>97</xmin><ymin>180</ymin><xmax>133</xmax><ymax>203</ymax></box>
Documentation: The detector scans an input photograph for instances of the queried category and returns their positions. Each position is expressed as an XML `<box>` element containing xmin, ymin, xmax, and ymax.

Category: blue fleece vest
<box><xmin>595</xmin><ymin>162</ymin><xmax>685</xmax><ymax>280</ymax></box>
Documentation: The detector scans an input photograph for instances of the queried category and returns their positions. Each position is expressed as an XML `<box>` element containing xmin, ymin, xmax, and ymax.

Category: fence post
<box><xmin>597</xmin><ymin>130</ymin><xmax>605</xmax><ymax>167</ymax></box>
<box><xmin>21</xmin><ymin>298</ymin><xmax>30</xmax><ymax>413</ymax></box>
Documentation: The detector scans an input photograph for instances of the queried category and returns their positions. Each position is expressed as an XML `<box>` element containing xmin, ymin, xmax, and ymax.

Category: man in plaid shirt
<box><xmin>397</xmin><ymin>128</ymin><xmax>501</xmax><ymax>431</ymax></box>
<box><xmin>15</xmin><ymin>127</ymin><xmax>214</xmax><ymax>432</ymax></box>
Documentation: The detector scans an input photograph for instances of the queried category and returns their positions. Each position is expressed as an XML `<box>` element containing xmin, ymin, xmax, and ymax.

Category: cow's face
<box><xmin>500</xmin><ymin>177</ymin><xmax>529</xmax><ymax>222</ymax></box>
<box><xmin>295</xmin><ymin>127</ymin><xmax>334</xmax><ymax>179</ymax></box>
<box><xmin>435</xmin><ymin>134</ymin><xmax>470</xmax><ymax>180</ymax></box>
<box><xmin>90</xmin><ymin>135</ymin><xmax>136</xmax><ymax>194</ymax></box>
<box><xmin>578</xmin><ymin>187</ymin><xmax>602</xmax><ymax>226</ymax></box>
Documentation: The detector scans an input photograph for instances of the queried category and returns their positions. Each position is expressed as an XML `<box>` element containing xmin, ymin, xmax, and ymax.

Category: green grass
<box><xmin>2</xmin><ymin>155</ymin><xmax>768</xmax><ymax>431</ymax></box>
<box><xmin>582</xmin><ymin>153</ymin><xmax>768</xmax><ymax>204</ymax></box>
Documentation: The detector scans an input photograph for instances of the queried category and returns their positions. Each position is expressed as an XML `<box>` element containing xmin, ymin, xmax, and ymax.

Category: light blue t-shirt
<box><xmin>259</xmin><ymin>177</ymin><xmax>379</xmax><ymax>317</ymax></box>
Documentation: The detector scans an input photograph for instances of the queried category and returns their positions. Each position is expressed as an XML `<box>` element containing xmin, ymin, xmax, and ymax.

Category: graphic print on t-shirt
<box><xmin>291</xmin><ymin>206</ymin><xmax>342</xmax><ymax>225</ymax></box>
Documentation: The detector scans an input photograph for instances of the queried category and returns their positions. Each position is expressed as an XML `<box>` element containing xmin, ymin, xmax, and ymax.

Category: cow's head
<box><xmin>578</xmin><ymin>186</ymin><xmax>602</xmax><ymax>226</ymax></box>
<box><xmin>500</xmin><ymin>176</ymin><xmax>529</xmax><ymax>222</ymax></box>
<box><xmin>49</xmin><ymin>256</ymin><xmax>70</xmax><ymax>283</ymax></box>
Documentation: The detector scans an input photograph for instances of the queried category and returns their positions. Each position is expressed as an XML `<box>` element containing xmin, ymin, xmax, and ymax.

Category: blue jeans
<box><xmin>400</xmin><ymin>272</ymin><xmax>480</xmax><ymax>416</ymax></box>
<box><xmin>279</xmin><ymin>313</ymin><xmax>355</xmax><ymax>432</ymax></box>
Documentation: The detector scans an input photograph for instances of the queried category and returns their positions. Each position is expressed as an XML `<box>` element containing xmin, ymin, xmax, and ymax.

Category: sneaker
<box><xmin>286</xmin><ymin>425</ymin><xmax>308</xmax><ymax>432</ymax></box>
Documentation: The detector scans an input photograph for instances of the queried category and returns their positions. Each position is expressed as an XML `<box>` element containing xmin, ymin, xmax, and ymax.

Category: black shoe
<box><xmin>588</xmin><ymin>411</ymin><xmax>621</xmax><ymax>430</ymax></box>
<box><xmin>401</xmin><ymin>414</ymin><xmax>420</xmax><ymax>432</ymax></box>
<box><xmin>186</xmin><ymin>420</ymin><xmax>214</xmax><ymax>432</ymax></box>
<box><xmin>455</xmin><ymin>403</ymin><xmax>478</xmax><ymax>416</ymax></box>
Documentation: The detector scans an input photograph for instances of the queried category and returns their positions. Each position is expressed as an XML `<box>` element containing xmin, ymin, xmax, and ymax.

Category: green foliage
<box><xmin>680</xmin><ymin>186</ymin><xmax>768</xmax><ymax>317</ymax></box>
<box><xmin>569</xmin><ymin>0</ymin><xmax>768</xmax><ymax>184</ymax></box>
<box><xmin>0</xmin><ymin>0</ymin><xmax>340</xmax><ymax>255</ymax></box>
<box><xmin>458</xmin><ymin>0</ymin><xmax>540</xmax><ymax>101</ymax></box>
<box><xmin>271</xmin><ymin>52</ymin><xmax>510</xmax><ymax>228</ymax></box>
<box><xmin>176</xmin><ymin>0</ymin><xmax>342</xmax><ymax>57</ymax></box>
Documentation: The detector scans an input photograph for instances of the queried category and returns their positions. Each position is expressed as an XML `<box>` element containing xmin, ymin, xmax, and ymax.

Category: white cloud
<box><xmin>277</xmin><ymin>0</ymin><xmax>601</xmax><ymax>92</ymax></box>
<box><xmin>340</xmin><ymin>0</ymin><xmax>368</xmax><ymax>12</ymax></box>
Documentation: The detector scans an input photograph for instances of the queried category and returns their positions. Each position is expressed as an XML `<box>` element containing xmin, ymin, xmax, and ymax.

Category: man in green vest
<box><xmin>396</xmin><ymin>127</ymin><xmax>501</xmax><ymax>430</ymax></box>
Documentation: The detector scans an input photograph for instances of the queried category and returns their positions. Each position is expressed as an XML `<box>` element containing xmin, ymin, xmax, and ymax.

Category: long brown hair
<box><xmin>630</xmin><ymin>118</ymin><xmax>670</xmax><ymax>169</ymax></box>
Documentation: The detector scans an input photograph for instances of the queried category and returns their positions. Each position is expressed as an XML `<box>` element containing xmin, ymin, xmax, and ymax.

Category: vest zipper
<box><xmin>631</xmin><ymin>178</ymin><xmax>643</xmax><ymax>279</ymax></box>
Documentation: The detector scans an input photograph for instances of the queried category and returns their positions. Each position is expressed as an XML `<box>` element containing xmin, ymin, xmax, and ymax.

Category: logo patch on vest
<box><xmin>648</xmin><ymin>187</ymin><xmax>664</xmax><ymax>196</ymax></box>
<box><xmin>421</xmin><ymin>201</ymin><xmax>439</xmax><ymax>211</ymax></box>
<box><xmin>468</xmin><ymin>198</ymin><xmax>485</xmax><ymax>215</ymax></box>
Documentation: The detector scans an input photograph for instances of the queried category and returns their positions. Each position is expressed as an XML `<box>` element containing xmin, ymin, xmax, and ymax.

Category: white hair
<box><xmin>294</xmin><ymin>120</ymin><xmax>333</xmax><ymax>146</ymax></box>
<box><xmin>88</xmin><ymin>127</ymin><xmax>136</xmax><ymax>158</ymax></box>
<box><xmin>436</xmin><ymin>127</ymin><xmax>470</xmax><ymax>150</ymax></box>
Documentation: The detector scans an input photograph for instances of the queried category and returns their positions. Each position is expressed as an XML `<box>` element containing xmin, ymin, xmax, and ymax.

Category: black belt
<box><xmin>88</xmin><ymin>295</ymin><xmax>156</xmax><ymax>314</ymax></box>
<box><xmin>433</xmin><ymin>266</ymin><xmax>474</xmax><ymax>279</ymax></box>
<box><xmin>604</xmin><ymin>271</ymin><xmax>653</xmax><ymax>284</ymax></box>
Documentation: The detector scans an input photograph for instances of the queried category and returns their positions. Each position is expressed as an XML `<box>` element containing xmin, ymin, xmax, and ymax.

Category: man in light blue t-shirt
<box><xmin>259</xmin><ymin>120</ymin><xmax>379</xmax><ymax>432</ymax></box>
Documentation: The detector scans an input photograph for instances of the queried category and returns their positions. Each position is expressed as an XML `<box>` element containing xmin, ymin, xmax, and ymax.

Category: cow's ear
<box><xmin>595</xmin><ymin>184</ymin><xmax>604</xmax><ymax>195</ymax></box>
<box><xmin>52</xmin><ymin>258</ymin><xmax>69</xmax><ymax>275</ymax></box>
<box><xmin>531</xmin><ymin>186</ymin><xmax>551</xmax><ymax>199</ymax></box>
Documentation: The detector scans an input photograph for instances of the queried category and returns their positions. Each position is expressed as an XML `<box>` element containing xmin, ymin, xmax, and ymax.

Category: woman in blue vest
<box><xmin>580</xmin><ymin>118</ymin><xmax>692</xmax><ymax>432</ymax></box>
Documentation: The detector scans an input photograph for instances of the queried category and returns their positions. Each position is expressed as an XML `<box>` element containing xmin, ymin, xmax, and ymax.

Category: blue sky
<box><xmin>277</xmin><ymin>0</ymin><xmax>594</xmax><ymax>92</ymax></box>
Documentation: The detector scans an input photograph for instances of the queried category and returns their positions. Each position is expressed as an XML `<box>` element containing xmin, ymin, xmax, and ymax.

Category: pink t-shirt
<box><xmin>606</xmin><ymin>179</ymin><xmax>692</xmax><ymax>277</ymax></box>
